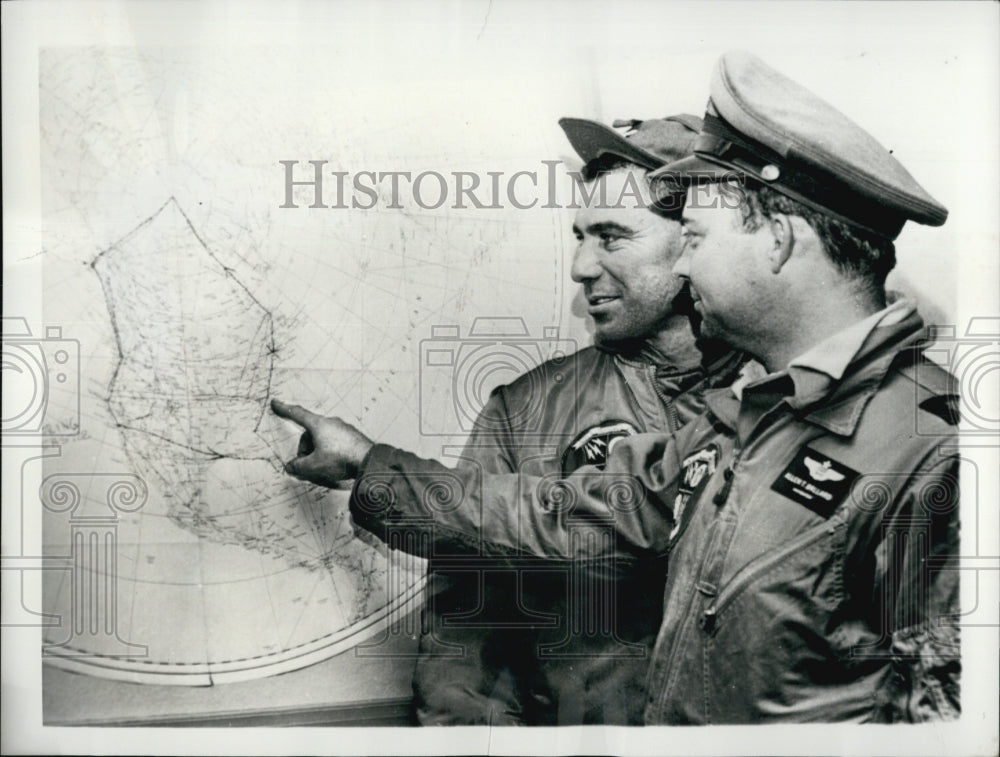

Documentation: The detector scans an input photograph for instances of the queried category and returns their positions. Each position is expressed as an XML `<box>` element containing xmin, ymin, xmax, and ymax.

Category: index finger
<box><xmin>271</xmin><ymin>399</ymin><xmax>319</xmax><ymax>431</ymax></box>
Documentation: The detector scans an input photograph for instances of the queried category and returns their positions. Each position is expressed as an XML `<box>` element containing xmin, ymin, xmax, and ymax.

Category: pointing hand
<box><xmin>271</xmin><ymin>399</ymin><xmax>374</xmax><ymax>488</ymax></box>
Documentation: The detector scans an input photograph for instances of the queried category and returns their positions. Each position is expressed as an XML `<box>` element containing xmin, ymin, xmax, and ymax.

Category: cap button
<box><xmin>760</xmin><ymin>164</ymin><xmax>780</xmax><ymax>182</ymax></box>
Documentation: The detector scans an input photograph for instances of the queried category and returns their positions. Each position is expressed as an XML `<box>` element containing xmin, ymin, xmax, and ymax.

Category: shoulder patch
<box><xmin>670</xmin><ymin>443</ymin><xmax>720</xmax><ymax>541</ymax></box>
<box><xmin>892</xmin><ymin>348</ymin><xmax>958</xmax><ymax>397</ymax></box>
<box><xmin>889</xmin><ymin>348</ymin><xmax>962</xmax><ymax>433</ymax></box>
<box><xmin>919</xmin><ymin>393</ymin><xmax>961</xmax><ymax>426</ymax></box>
<box><xmin>561</xmin><ymin>420</ymin><xmax>638</xmax><ymax>475</ymax></box>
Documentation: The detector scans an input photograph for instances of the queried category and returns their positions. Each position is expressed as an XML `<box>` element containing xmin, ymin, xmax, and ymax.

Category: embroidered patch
<box><xmin>770</xmin><ymin>446</ymin><xmax>860</xmax><ymax>518</ymax></box>
<box><xmin>560</xmin><ymin>420</ymin><xmax>638</xmax><ymax>475</ymax></box>
<box><xmin>670</xmin><ymin>443</ymin><xmax>720</xmax><ymax>540</ymax></box>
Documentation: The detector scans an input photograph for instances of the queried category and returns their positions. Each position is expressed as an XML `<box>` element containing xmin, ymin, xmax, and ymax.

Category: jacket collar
<box><xmin>606</xmin><ymin>335</ymin><xmax>746</xmax><ymax>383</ymax></box>
<box><xmin>795</xmin><ymin>307</ymin><xmax>926</xmax><ymax>435</ymax></box>
<box><xmin>787</xmin><ymin>296</ymin><xmax>911</xmax><ymax>383</ymax></box>
<box><xmin>705</xmin><ymin>300</ymin><xmax>928</xmax><ymax>437</ymax></box>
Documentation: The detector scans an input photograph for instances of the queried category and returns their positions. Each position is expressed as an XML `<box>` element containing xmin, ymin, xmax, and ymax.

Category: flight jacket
<box><xmin>410</xmin><ymin>342</ymin><xmax>746</xmax><ymax>725</ymax></box>
<box><xmin>350</xmin><ymin>304</ymin><xmax>960</xmax><ymax>723</ymax></box>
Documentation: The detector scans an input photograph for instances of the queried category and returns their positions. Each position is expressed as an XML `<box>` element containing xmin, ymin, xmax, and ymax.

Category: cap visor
<box><xmin>648</xmin><ymin>154</ymin><xmax>736</xmax><ymax>183</ymax></box>
<box><xmin>559</xmin><ymin>117</ymin><xmax>663</xmax><ymax>171</ymax></box>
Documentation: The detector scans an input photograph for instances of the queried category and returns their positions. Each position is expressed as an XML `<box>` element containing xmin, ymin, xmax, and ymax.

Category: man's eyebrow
<box><xmin>583</xmin><ymin>221</ymin><xmax>634</xmax><ymax>236</ymax></box>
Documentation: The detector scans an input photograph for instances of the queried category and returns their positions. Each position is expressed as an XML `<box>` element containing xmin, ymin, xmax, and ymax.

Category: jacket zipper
<box><xmin>650</xmin><ymin>518</ymin><xmax>724</xmax><ymax>716</ymax></box>
<box><xmin>711</xmin><ymin>448</ymin><xmax>740</xmax><ymax>507</ymax></box>
<box><xmin>693</xmin><ymin>411</ymin><xmax>809</xmax><ymax>632</ymax></box>
<box><xmin>700</xmin><ymin>518</ymin><xmax>837</xmax><ymax>634</ymax></box>
<box><xmin>651</xmin><ymin>435</ymin><xmax>744</xmax><ymax>716</ymax></box>
<box><xmin>654</xmin><ymin>393</ymin><xmax>796</xmax><ymax>712</ymax></box>
<box><xmin>648</xmin><ymin>364</ymin><xmax>682</xmax><ymax>431</ymax></box>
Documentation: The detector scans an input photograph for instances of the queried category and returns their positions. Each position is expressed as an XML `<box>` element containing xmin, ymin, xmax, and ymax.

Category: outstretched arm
<box><xmin>271</xmin><ymin>399</ymin><xmax>681</xmax><ymax>568</ymax></box>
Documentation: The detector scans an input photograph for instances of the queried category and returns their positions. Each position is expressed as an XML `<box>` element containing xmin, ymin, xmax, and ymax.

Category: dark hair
<box><xmin>581</xmin><ymin>155</ymin><xmax>685</xmax><ymax>219</ymax></box>
<box><xmin>738</xmin><ymin>181</ymin><xmax>895</xmax><ymax>295</ymax></box>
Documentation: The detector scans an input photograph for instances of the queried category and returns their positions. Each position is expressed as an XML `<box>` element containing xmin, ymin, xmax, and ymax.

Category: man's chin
<box><xmin>593</xmin><ymin>325</ymin><xmax>628</xmax><ymax>346</ymax></box>
<box><xmin>593</xmin><ymin>328</ymin><xmax>650</xmax><ymax>354</ymax></box>
<box><xmin>592</xmin><ymin>314</ymin><xmax>676</xmax><ymax>349</ymax></box>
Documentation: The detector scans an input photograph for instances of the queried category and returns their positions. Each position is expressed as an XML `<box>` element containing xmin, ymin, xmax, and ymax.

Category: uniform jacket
<box><xmin>406</xmin><ymin>342</ymin><xmax>745</xmax><ymax>725</ymax></box>
<box><xmin>351</xmin><ymin>304</ymin><xmax>960</xmax><ymax>723</ymax></box>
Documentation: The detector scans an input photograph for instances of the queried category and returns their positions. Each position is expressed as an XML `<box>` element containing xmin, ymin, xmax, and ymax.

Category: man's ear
<box><xmin>768</xmin><ymin>214</ymin><xmax>795</xmax><ymax>274</ymax></box>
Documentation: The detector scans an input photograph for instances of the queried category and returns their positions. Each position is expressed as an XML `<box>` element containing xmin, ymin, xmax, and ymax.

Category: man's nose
<box><xmin>571</xmin><ymin>238</ymin><xmax>602</xmax><ymax>283</ymax></box>
<box><xmin>672</xmin><ymin>245</ymin><xmax>690</xmax><ymax>278</ymax></box>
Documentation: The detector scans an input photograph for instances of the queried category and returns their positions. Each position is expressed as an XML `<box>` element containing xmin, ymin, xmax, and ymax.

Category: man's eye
<box><xmin>600</xmin><ymin>233</ymin><xmax>621</xmax><ymax>247</ymax></box>
<box><xmin>682</xmin><ymin>230</ymin><xmax>701</xmax><ymax>248</ymax></box>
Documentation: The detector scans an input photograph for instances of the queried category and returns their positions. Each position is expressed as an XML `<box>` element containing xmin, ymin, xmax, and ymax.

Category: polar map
<box><xmin>36</xmin><ymin>47</ymin><xmax>578</xmax><ymax>684</ymax></box>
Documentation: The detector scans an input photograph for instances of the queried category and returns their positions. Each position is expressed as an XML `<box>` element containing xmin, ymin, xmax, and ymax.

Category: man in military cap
<box><xmin>277</xmin><ymin>114</ymin><xmax>747</xmax><ymax>725</ymax></box>
<box><xmin>634</xmin><ymin>49</ymin><xmax>960</xmax><ymax>722</ymax></box>
<box><xmin>274</xmin><ymin>51</ymin><xmax>959</xmax><ymax>723</ymax></box>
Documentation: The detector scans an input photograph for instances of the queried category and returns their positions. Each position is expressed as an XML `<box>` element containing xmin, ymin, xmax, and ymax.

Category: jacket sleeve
<box><xmin>876</xmin><ymin>452</ymin><xmax>961</xmax><ymax>721</ymax></box>
<box><xmin>452</xmin><ymin>385</ymin><xmax>520</xmax><ymax>474</ymax></box>
<box><xmin>412</xmin><ymin>388</ymin><xmax>529</xmax><ymax>725</ymax></box>
<box><xmin>348</xmin><ymin>431</ymin><xmax>682</xmax><ymax>573</ymax></box>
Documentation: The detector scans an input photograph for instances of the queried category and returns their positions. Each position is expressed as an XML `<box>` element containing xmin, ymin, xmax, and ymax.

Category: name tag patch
<box><xmin>771</xmin><ymin>446</ymin><xmax>859</xmax><ymax>517</ymax></box>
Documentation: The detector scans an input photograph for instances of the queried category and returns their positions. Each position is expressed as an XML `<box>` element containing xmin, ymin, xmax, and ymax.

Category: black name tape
<box><xmin>770</xmin><ymin>446</ymin><xmax>859</xmax><ymax>518</ymax></box>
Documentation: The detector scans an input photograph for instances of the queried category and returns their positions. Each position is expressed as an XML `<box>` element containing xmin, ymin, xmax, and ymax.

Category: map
<box><xmin>35</xmin><ymin>47</ymin><xmax>579</xmax><ymax>684</ymax></box>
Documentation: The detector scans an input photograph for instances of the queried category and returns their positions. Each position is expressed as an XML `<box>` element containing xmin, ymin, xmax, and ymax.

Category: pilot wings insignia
<box><xmin>772</xmin><ymin>446</ymin><xmax>860</xmax><ymax>517</ymax></box>
<box><xmin>804</xmin><ymin>456</ymin><xmax>846</xmax><ymax>482</ymax></box>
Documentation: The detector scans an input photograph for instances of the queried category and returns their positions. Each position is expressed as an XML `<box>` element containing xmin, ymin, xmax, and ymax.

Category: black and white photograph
<box><xmin>2</xmin><ymin>1</ymin><xmax>997</xmax><ymax>755</ymax></box>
